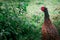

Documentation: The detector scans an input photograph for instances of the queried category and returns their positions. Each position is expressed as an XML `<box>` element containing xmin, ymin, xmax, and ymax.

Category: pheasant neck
<box><xmin>44</xmin><ymin>11</ymin><xmax>51</xmax><ymax>23</ymax></box>
<box><xmin>44</xmin><ymin>11</ymin><xmax>49</xmax><ymax>20</ymax></box>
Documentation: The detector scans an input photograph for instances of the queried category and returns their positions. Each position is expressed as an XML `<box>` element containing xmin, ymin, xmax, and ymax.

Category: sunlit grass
<box><xmin>0</xmin><ymin>0</ymin><xmax>60</xmax><ymax>40</ymax></box>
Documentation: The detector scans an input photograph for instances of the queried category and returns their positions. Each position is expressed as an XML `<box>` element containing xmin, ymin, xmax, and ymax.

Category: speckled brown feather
<box><xmin>42</xmin><ymin>18</ymin><xmax>60</xmax><ymax>40</ymax></box>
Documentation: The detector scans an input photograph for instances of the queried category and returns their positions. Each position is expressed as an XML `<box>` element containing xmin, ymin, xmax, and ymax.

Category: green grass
<box><xmin>0</xmin><ymin>0</ymin><xmax>60</xmax><ymax>40</ymax></box>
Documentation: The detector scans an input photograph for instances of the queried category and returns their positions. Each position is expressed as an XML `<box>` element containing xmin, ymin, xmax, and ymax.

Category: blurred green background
<box><xmin>0</xmin><ymin>0</ymin><xmax>60</xmax><ymax>40</ymax></box>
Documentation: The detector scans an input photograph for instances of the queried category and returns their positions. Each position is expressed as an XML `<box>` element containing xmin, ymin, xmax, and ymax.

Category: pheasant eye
<box><xmin>41</xmin><ymin>7</ymin><xmax>45</xmax><ymax>11</ymax></box>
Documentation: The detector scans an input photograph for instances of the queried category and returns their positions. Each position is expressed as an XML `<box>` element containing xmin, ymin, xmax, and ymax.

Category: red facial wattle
<box><xmin>41</xmin><ymin>7</ymin><xmax>45</xmax><ymax>11</ymax></box>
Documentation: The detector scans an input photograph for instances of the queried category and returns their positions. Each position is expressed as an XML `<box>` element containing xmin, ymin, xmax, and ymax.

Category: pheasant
<box><xmin>41</xmin><ymin>6</ymin><xmax>60</xmax><ymax>40</ymax></box>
